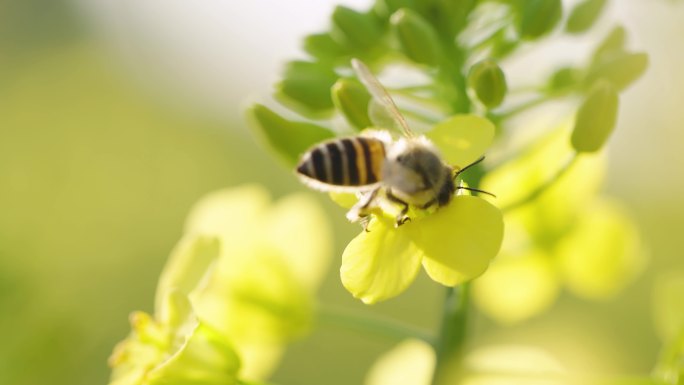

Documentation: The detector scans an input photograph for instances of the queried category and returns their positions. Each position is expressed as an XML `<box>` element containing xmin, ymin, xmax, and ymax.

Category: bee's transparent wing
<box><xmin>351</xmin><ymin>58</ymin><xmax>413</xmax><ymax>138</ymax></box>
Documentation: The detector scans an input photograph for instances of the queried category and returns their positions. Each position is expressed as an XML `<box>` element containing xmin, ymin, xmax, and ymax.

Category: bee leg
<box><xmin>419</xmin><ymin>199</ymin><xmax>437</xmax><ymax>210</ymax></box>
<box><xmin>386</xmin><ymin>189</ymin><xmax>410</xmax><ymax>227</ymax></box>
<box><xmin>346</xmin><ymin>188</ymin><xmax>380</xmax><ymax>227</ymax></box>
<box><xmin>360</xmin><ymin>215</ymin><xmax>371</xmax><ymax>232</ymax></box>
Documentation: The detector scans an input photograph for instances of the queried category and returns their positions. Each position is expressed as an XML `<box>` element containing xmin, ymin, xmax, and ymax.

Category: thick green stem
<box><xmin>317</xmin><ymin>304</ymin><xmax>435</xmax><ymax>344</ymax></box>
<box><xmin>431</xmin><ymin>284</ymin><xmax>470</xmax><ymax>385</ymax></box>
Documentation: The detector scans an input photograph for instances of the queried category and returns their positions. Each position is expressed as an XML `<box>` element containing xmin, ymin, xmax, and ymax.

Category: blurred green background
<box><xmin>1</xmin><ymin>1</ymin><xmax>683</xmax><ymax>384</ymax></box>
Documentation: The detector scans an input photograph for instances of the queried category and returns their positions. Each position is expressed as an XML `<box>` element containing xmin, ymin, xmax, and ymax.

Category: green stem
<box><xmin>431</xmin><ymin>284</ymin><xmax>470</xmax><ymax>385</ymax></box>
<box><xmin>653</xmin><ymin>328</ymin><xmax>684</xmax><ymax>384</ymax></box>
<box><xmin>501</xmin><ymin>154</ymin><xmax>580</xmax><ymax>213</ymax></box>
<box><xmin>317</xmin><ymin>304</ymin><xmax>435</xmax><ymax>344</ymax></box>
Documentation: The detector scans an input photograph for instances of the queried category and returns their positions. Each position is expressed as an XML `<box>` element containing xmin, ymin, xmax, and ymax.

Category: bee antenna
<box><xmin>453</xmin><ymin>156</ymin><xmax>486</xmax><ymax>181</ymax></box>
<box><xmin>456</xmin><ymin>186</ymin><xmax>497</xmax><ymax>198</ymax></box>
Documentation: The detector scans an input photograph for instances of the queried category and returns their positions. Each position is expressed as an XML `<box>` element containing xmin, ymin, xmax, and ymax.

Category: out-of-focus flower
<box><xmin>365</xmin><ymin>339</ymin><xmax>566</xmax><ymax>385</ymax></box>
<box><xmin>365</xmin><ymin>339</ymin><xmax>435</xmax><ymax>385</ymax></box>
<box><xmin>338</xmin><ymin>115</ymin><xmax>504</xmax><ymax>304</ymax></box>
<box><xmin>473</xmin><ymin>127</ymin><xmax>647</xmax><ymax>323</ymax></box>
<box><xmin>109</xmin><ymin>185</ymin><xmax>332</xmax><ymax>383</ymax></box>
<box><xmin>109</xmin><ymin>290</ymin><xmax>241</xmax><ymax>385</ymax></box>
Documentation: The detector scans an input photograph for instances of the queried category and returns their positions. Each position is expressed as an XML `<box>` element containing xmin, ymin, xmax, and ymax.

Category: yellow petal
<box><xmin>194</xmin><ymin>249</ymin><xmax>313</xmax><ymax>344</ymax></box>
<box><xmin>426</xmin><ymin>114</ymin><xmax>495</xmax><ymax>167</ymax></box>
<box><xmin>462</xmin><ymin>345</ymin><xmax>565</xmax><ymax>385</ymax></box>
<box><xmin>234</xmin><ymin>342</ymin><xmax>284</xmax><ymax>382</ymax></box>
<box><xmin>365</xmin><ymin>339</ymin><xmax>435</xmax><ymax>385</ymax></box>
<box><xmin>472</xmin><ymin>251</ymin><xmax>560</xmax><ymax>323</ymax></box>
<box><xmin>265</xmin><ymin>193</ymin><xmax>333</xmax><ymax>290</ymax></box>
<box><xmin>341</xmin><ymin>217</ymin><xmax>423</xmax><ymax>304</ymax></box>
<box><xmin>409</xmin><ymin>196</ymin><xmax>504</xmax><ymax>286</ymax></box>
<box><xmin>155</xmin><ymin>235</ymin><xmax>220</xmax><ymax>315</ymax></box>
<box><xmin>481</xmin><ymin>127</ymin><xmax>605</xmax><ymax>238</ymax></box>
<box><xmin>329</xmin><ymin>191</ymin><xmax>360</xmax><ymax>209</ymax></box>
<box><xmin>184</xmin><ymin>185</ymin><xmax>271</xmax><ymax>246</ymax></box>
<box><xmin>146</xmin><ymin>322</ymin><xmax>241</xmax><ymax>385</ymax></box>
<box><xmin>556</xmin><ymin>198</ymin><xmax>646</xmax><ymax>299</ymax></box>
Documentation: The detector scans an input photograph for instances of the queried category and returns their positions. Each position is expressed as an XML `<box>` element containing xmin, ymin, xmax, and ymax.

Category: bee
<box><xmin>296</xmin><ymin>59</ymin><xmax>492</xmax><ymax>228</ymax></box>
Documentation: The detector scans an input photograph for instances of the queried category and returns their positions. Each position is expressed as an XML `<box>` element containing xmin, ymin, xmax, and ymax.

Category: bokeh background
<box><xmin>1</xmin><ymin>0</ymin><xmax>683</xmax><ymax>384</ymax></box>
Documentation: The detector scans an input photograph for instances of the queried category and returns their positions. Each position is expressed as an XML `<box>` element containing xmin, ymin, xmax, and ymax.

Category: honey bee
<box><xmin>296</xmin><ymin>59</ymin><xmax>492</xmax><ymax>227</ymax></box>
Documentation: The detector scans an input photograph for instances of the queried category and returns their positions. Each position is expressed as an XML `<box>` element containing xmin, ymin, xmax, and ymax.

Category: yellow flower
<box><xmin>338</xmin><ymin>115</ymin><xmax>504</xmax><ymax>304</ymax></box>
<box><xmin>109</xmin><ymin>290</ymin><xmax>241</xmax><ymax>385</ymax></box>
<box><xmin>473</xmin><ymin>126</ymin><xmax>647</xmax><ymax>323</ymax></box>
<box><xmin>109</xmin><ymin>185</ymin><xmax>332</xmax><ymax>383</ymax></box>
<box><xmin>365</xmin><ymin>339</ymin><xmax>565</xmax><ymax>385</ymax></box>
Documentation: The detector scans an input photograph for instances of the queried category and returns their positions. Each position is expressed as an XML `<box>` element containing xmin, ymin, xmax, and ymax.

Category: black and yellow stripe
<box><xmin>296</xmin><ymin>137</ymin><xmax>386</xmax><ymax>187</ymax></box>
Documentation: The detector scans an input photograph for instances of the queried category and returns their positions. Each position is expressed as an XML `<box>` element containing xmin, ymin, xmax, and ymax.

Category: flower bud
<box><xmin>548</xmin><ymin>67</ymin><xmax>581</xmax><ymax>91</ymax></box>
<box><xmin>247</xmin><ymin>104</ymin><xmax>334</xmax><ymax>165</ymax></box>
<box><xmin>332</xmin><ymin>6</ymin><xmax>383</xmax><ymax>51</ymax></box>
<box><xmin>373</xmin><ymin>0</ymin><xmax>416</xmax><ymax>20</ymax></box>
<box><xmin>303</xmin><ymin>33</ymin><xmax>349</xmax><ymax>61</ymax></box>
<box><xmin>468</xmin><ymin>59</ymin><xmax>508</xmax><ymax>108</ymax></box>
<box><xmin>586</xmin><ymin>51</ymin><xmax>648</xmax><ymax>92</ymax></box>
<box><xmin>571</xmin><ymin>79</ymin><xmax>619</xmax><ymax>153</ymax></box>
<box><xmin>592</xmin><ymin>26</ymin><xmax>626</xmax><ymax>66</ymax></box>
<box><xmin>332</xmin><ymin>78</ymin><xmax>372</xmax><ymax>130</ymax></box>
<box><xmin>277</xmin><ymin>60</ymin><xmax>338</xmax><ymax>114</ymax></box>
<box><xmin>391</xmin><ymin>9</ymin><xmax>443</xmax><ymax>66</ymax></box>
<box><xmin>517</xmin><ymin>0</ymin><xmax>563</xmax><ymax>39</ymax></box>
<box><xmin>566</xmin><ymin>0</ymin><xmax>607</xmax><ymax>34</ymax></box>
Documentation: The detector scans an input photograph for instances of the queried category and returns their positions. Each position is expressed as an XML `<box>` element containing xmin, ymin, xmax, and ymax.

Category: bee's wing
<box><xmin>351</xmin><ymin>58</ymin><xmax>413</xmax><ymax>138</ymax></box>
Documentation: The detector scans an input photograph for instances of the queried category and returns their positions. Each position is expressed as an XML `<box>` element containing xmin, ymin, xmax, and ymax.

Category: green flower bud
<box><xmin>331</xmin><ymin>6</ymin><xmax>383</xmax><ymax>51</ymax></box>
<box><xmin>303</xmin><ymin>33</ymin><xmax>349</xmax><ymax>61</ymax></box>
<box><xmin>517</xmin><ymin>0</ymin><xmax>563</xmax><ymax>39</ymax></box>
<box><xmin>468</xmin><ymin>59</ymin><xmax>508</xmax><ymax>108</ymax></box>
<box><xmin>571</xmin><ymin>79</ymin><xmax>619</xmax><ymax>153</ymax></box>
<box><xmin>586</xmin><ymin>51</ymin><xmax>649</xmax><ymax>92</ymax></box>
<box><xmin>331</xmin><ymin>78</ymin><xmax>372</xmax><ymax>130</ymax></box>
<box><xmin>247</xmin><ymin>104</ymin><xmax>334</xmax><ymax>165</ymax></box>
<box><xmin>566</xmin><ymin>0</ymin><xmax>607</xmax><ymax>34</ymax></box>
<box><xmin>277</xmin><ymin>60</ymin><xmax>338</xmax><ymax>114</ymax></box>
<box><xmin>592</xmin><ymin>26</ymin><xmax>627</xmax><ymax>66</ymax></box>
<box><xmin>374</xmin><ymin>0</ymin><xmax>416</xmax><ymax>20</ymax></box>
<box><xmin>391</xmin><ymin>8</ymin><xmax>443</xmax><ymax>66</ymax></box>
<box><xmin>548</xmin><ymin>66</ymin><xmax>582</xmax><ymax>91</ymax></box>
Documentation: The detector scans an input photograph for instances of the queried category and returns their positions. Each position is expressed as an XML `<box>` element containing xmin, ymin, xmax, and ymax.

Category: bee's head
<box><xmin>384</xmin><ymin>137</ymin><xmax>452</xmax><ymax>197</ymax></box>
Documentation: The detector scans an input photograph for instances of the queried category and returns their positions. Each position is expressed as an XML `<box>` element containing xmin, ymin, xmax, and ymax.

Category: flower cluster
<box><xmin>108</xmin><ymin>185</ymin><xmax>331</xmax><ymax>384</ymax></box>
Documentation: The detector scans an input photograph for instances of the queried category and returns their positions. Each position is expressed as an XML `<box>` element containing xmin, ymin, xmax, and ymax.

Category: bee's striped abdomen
<box><xmin>296</xmin><ymin>136</ymin><xmax>385</xmax><ymax>187</ymax></box>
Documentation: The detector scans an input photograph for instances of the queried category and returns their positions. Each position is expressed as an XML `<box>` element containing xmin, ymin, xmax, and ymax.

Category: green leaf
<box><xmin>331</xmin><ymin>78</ymin><xmax>372</xmax><ymax>130</ymax></box>
<box><xmin>391</xmin><ymin>8</ymin><xmax>443</xmax><ymax>66</ymax></box>
<box><xmin>566</xmin><ymin>0</ymin><xmax>607</xmax><ymax>34</ymax></box>
<box><xmin>332</xmin><ymin>6</ymin><xmax>384</xmax><ymax>51</ymax></box>
<box><xmin>426</xmin><ymin>114</ymin><xmax>495</xmax><ymax>167</ymax></box>
<box><xmin>571</xmin><ymin>79</ymin><xmax>619</xmax><ymax>153</ymax></box>
<box><xmin>247</xmin><ymin>104</ymin><xmax>334</xmax><ymax>165</ymax></box>
<box><xmin>467</xmin><ymin>59</ymin><xmax>508</xmax><ymax>108</ymax></box>
<box><xmin>517</xmin><ymin>0</ymin><xmax>563</xmax><ymax>39</ymax></box>
<box><xmin>586</xmin><ymin>51</ymin><xmax>649</xmax><ymax>92</ymax></box>
<box><xmin>276</xmin><ymin>60</ymin><xmax>339</xmax><ymax>114</ymax></box>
